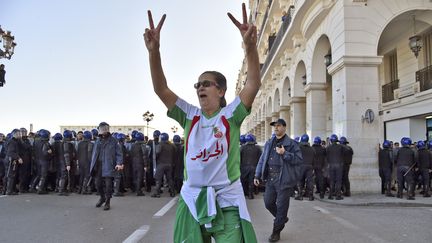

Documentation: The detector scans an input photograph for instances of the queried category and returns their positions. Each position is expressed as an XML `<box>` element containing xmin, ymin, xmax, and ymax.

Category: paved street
<box><xmin>0</xmin><ymin>192</ymin><xmax>431</xmax><ymax>243</ymax></box>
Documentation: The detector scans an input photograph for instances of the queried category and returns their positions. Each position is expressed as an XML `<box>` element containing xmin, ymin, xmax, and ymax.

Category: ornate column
<box><xmin>265</xmin><ymin>117</ymin><xmax>272</xmax><ymax>141</ymax></box>
<box><xmin>327</xmin><ymin>55</ymin><xmax>382</xmax><ymax>193</ymax></box>
<box><xmin>305</xmin><ymin>82</ymin><xmax>328</xmax><ymax>138</ymax></box>
<box><xmin>288</xmin><ymin>97</ymin><xmax>306</xmax><ymax>137</ymax></box>
<box><xmin>279</xmin><ymin>105</ymin><xmax>291</xmax><ymax>135</ymax></box>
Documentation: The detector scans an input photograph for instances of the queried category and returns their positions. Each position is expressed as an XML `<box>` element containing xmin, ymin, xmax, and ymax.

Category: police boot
<box><xmin>407</xmin><ymin>184</ymin><xmax>415</xmax><ymax>200</ymax></box>
<box><xmin>423</xmin><ymin>185</ymin><xmax>431</xmax><ymax>198</ymax></box>
<box><xmin>103</xmin><ymin>198</ymin><xmax>110</xmax><ymax>211</ymax></box>
<box><xmin>268</xmin><ymin>224</ymin><xmax>284</xmax><ymax>242</ymax></box>
<box><xmin>385</xmin><ymin>182</ymin><xmax>395</xmax><ymax>197</ymax></box>
<box><xmin>335</xmin><ymin>191</ymin><xmax>343</xmax><ymax>200</ymax></box>
<box><xmin>113</xmin><ymin>179</ymin><xmax>123</xmax><ymax>197</ymax></box>
<box><xmin>29</xmin><ymin>177</ymin><xmax>39</xmax><ymax>193</ymax></box>
<box><xmin>381</xmin><ymin>181</ymin><xmax>385</xmax><ymax>195</ymax></box>
<box><xmin>82</xmin><ymin>178</ymin><xmax>91</xmax><ymax>195</ymax></box>
<box><xmin>37</xmin><ymin>177</ymin><xmax>48</xmax><ymax>194</ymax></box>
<box><xmin>151</xmin><ymin>182</ymin><xmax>161</xmax><ymax>198</ymax></box>
<box><xmin>96</xmin><ymin>196</ymin><xmax>106</xmax><ymax>208</ymax></box>
<box><xmin>248</xmin><ymin>186</ymin><xmax>254</xmax><ymax>199</ymax></box>
<box><xmin>6</xmin><ymin>177</ymin><xmax>17</xmax><ymax>195</ymax></box>
<box><xmin>328</xmin><ymin>185</ymin><xmax>334</xmax><ymax>200</ymax></box>
<box><xmin>58</xmin><ymin>179</ymin><xmax>69</xmax><ymax>196</ymax></box>
<box><xmin>295</xmin><ymin>185</ymin><xmax>303</xmax><ymax>200</ymax></box>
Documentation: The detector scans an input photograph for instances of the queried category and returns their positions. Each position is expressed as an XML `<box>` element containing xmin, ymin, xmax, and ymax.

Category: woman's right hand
<box><xmin>144</xmin><ymin>10</ymin><xmax>166</xmax><ymax>52</ymax></box>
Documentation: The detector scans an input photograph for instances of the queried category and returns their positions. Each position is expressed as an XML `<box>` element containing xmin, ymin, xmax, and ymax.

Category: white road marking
<box><xmin>153</xmin><ymin>196</ymin><xmax>178</xmax><ymax>218</ymax></box>
<box><xmin>123</xmin><ymin>225</ymin><xmax>149</xmax><ymax>243</ymax></box>
<box><xmin>0</xmin><ymin>195</ymin><xmax>7</xmax><ymax>198</ymax></box>
<box><xmin>314</xmin><ymin>205</ymin><xmax>390</xmax><ymax>243</ymax></box>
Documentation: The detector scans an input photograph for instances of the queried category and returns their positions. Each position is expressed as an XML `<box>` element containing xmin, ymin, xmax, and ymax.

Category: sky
<box><xmin>0</xmin><ymin>0</ymin><xmax>248</xmax><ymax>137</ymax></box>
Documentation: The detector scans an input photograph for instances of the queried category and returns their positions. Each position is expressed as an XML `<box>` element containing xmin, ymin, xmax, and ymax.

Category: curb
<box><xmin>315</xmin><ymin>197</ymin><xmax>432</xmax><ymax>207</ymax></box>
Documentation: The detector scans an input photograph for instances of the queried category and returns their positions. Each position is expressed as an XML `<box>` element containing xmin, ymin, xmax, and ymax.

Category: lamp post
<box><xmin>0</xmin><ymin>26</ymin><xmax>17</xmax><ymax>60</ymax></box>
<box><xmin>171</xmin><ymin>126</ymin><xmax>178</xmax><ymax>134</ymax></box>
<box><xmin>142</xmin><ymin>111</ymin><xmax>154</xmax><ymax>137</ymax></box>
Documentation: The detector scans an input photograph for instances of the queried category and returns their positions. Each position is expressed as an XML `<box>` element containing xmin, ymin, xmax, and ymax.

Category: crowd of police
<box><xmin>0</xmin><ymin>127</ymin><xmax>184</xmax><ymax>200</ymax></box>
<box><xmin>240</xmin><ymin>133</ymin><xmax>354</xmax><ymax>201</ymax></box>
<box><xmin>378</xmin><ymin>138</ymin><xmax>432</xmax><ymax>200</ymax></box>
<box><xmin>241</xmin><ymin>132</ymin><xmax>432</xmax><ymax>202</ymax></box>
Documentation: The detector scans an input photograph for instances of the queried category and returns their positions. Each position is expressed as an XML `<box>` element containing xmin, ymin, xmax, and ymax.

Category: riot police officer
<box><xmin>378</xmin><ymin>140</ymin><xmax>394</xmax><ymax>197</ymax></box>
<box><xmin>146</xmin><ymin>130</ymin><xmax>160</xmax><ymax>192</ymax></box>
<box><xmin>312</xmin><ymin>136</ymin><xmax>326</xmax><ymax>199</ymax></box>
<box><xmin>18</xmin><ymin>128</ymin><xmax>32</xmax><ymax>193</ymax></box>
<box><xmin>340</xmin><ymin>136</ymin><xmax>353</xmax><ymax>197</ymax></box>
<box><xmin>0</xmin><ymin>133</ymin><xmax>6</xmax><ymax>192</ymax></box>
<box><xmin>172</xmin><ymin>134</ymin><xmax>184</xmax><ymax>193</ymax></box>
<box><xmin>240</xmin><ymin>134</ymin><xmax>262</xmax><ymax>199</ymax></box>
<box><xmin>396</xmin><ymin>137</ymin><xmax>416</xmax><ymax>200</ymax></box>
<box><xmin>35</xmin><ymin>129</ymin><xmax>52</xmax><ymax>194</ymax></box>
<box><xmin>151</xmin><ymin>132</ymin><xmax>176</xmax><ymax>198</ymax></box>
<box><xmin>130</xmin><ymin>132</ymin><xmax>149</xmax><ymax>196</ymax></box>
<box><xmin>5</xmin><ymin>129</ymin><xmax>23</xmax><ymax>195</ymax></box>
<box><xmin>296</xmin><ymin>134</ymin><xmax>315</xmax><ymax>201</ymax></box>
<box><xmin>62</xmin><ymin>130</ymin><xmax>77</xmax><ymax>194</ymax></box>
<box><xmin>77</xmin><ymin>131</ymin><xmax>93</xmax><ymax>194</ymax></box>
<box><xmin>113</xmin><ymin>133</ymin><xmax>128</xmax><ymax>197</ymax></box>
<box><xmin>326</xmin><ymin>134</ymin><xmax>344</xmax><ymax>200</ymax></box>
<box><xmin>416</xmin><ymin>140</ymin><xmax>431</xmax><ymax>197</ymax></box>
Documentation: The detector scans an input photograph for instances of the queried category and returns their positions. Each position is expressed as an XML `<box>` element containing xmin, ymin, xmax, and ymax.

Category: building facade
<box><xmin>236</xmin><ymin>0</ymin><xmax>432</xmax><ymax>192</ymax></box>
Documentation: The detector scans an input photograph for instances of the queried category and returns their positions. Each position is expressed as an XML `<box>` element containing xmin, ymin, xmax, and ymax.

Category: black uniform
<box><xmin>296</xmin><ymin>142</ymin><xmax>315</xmax><ymax>200</ymax></box>
<box><xmin>341</xmin><ymin>144</ymin><xmax>353</xmax><ymax>196</ymax></box>
<box><xmin>35</xmin><ymin>138</ymin><xmax>52</xmax><ymax>194</ymax></box>
<box><xmin>17</xmin><ymin>137</ymin><xmax>32</xmax><ymax>192</ymax></box>
<box><xmin>130</xmin><ymin>141</ymin><xmax>149</xmax><ymax>196</ymax></box>
<box><xmin>312</xmin><ymin>144</ymin><xmax>326</xmax><ymax>199</ymax></box>
<box><xmin>113</xmin><ymin>141</ymin><xmax>128</xmax><ymax>196</ymax></box>
<box><xmin>395</xmin><ymin>146</ymin><xmax>416</xmax><ymax>199</ymax></box>
<box><xmin>173</xmin><ymin>143</ymin><xmax>184</xmax><ymax>193</ymax></box>
<box><xmin>146</xmin><ymin>139</ymin><xmax>159</xmax><ymax>192</ymax></box>
<box><xmin>0</xmin><ymin>140</ymin><xmax>7</xmax><ymax>192</ymax></box>
<box><xmin>5</xmin><ymin>138</ymin><xmax>21</xmax><ymax>195</ymax></box>
<box><xmin>77</xmin><ymin>139</ymin><xmax>93</xmax><ymax>194</ymax></box>
<box><xmin>378</xmin><ymin>147</ymin><xmax>394</xmax><ymax>197</ymax></box>
<box><xmin>416</xmin><ymin>148</ymin><xmax>432</xmax><ymax>197</ymax></box>
<box><xmin>151</xmin><ymin>141</ymin><xmax>176</xmax><ymax>197</ymax></box>
<box><xmin>240</xmin><ymin>142</ymin><xmax>262</xmax><ymax>199</ymax></box>
<box><xmin>326</xmin><ymin>142</ymin><xmax>344</xmax><ymax>199</ymax></box>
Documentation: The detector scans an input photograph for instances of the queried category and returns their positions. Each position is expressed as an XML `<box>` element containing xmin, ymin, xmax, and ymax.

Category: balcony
<box><xmin>260</xmin><ymin>6</ymin><xmax>294</xmax><ymax>77</ymax></box>
<box><xmin>381</xmin><ymin>79</ymin><xmax>399</xmax><ymax>103</ymax></box>
<box><xmin>416</xmin><ymin>65</ymin><xmax>432</xmax><ymax>92</ymax></box>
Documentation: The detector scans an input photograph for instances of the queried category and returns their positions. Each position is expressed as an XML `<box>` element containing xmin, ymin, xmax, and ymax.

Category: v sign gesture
<box><xmin>227</xmin><ymin>3</ymin><xmax>257</xmax><ymax>50</ymax></box>
<box><xmin>227</xmin><ymin>3</ymin><xmax>261</xmax><ymax>110</ymax></box>
<box><xmin>144</xmin><ymin>11</ymin><xmax>166</xmax><ymax>52</ymax></box>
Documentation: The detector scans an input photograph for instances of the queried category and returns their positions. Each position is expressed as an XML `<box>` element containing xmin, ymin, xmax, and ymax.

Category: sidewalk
<box><xmin>315</xmin><ymin>192</ymin><xmax>432</xmax><ymax>207</ymax></box>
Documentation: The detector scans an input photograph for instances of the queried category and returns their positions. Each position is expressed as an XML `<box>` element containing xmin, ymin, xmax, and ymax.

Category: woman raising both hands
<box><xmin>144</xmin><ymin>3</ymin><xmax>260</xmax><ymax>243</ymax></box>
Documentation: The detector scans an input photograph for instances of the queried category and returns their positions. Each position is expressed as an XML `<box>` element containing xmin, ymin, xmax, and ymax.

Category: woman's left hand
<box><xmin>227</xmin><ymin>3</ymin><xmax>257</xmax><ymax>49</ymax></box>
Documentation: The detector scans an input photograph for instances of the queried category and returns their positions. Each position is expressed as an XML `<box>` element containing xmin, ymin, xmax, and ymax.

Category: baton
<box><xmin>86</xmin><ymin>176</ymin><xmax>93</xmax><ymax>188</ymax></box>
<box><xmin>403</xmin><ymin>163</ymin><xmax>416</xmax><ymax>177</ymax></box>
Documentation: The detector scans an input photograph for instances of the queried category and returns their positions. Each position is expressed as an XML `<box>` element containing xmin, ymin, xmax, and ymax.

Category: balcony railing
<box><xmin>416</xmin><ymin>65</ymin><xmax>432</xmax><ymax>92</ymax></box>
<box><xmin>382</xmin><ymin>79</ymin><xmax>399</xmax><ymax>103</ymax></box>
<box><xmin>260</xmin><ymin>6</ymin><xmax>294</xmax><ymax>77</ymax></box>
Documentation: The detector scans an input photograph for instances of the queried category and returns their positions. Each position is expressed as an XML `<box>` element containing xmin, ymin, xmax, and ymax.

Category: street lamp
<box><xmin>142</xmin><ymin>111</ymin><xmax>154</xmax><ymax>137</ymax></box>
<box><xmin>171</xmin><ymin>126</ymin><xmax>178</xmax><ymax>134</ymax></box>
<box><xmin>0</xmin><ymin>26</ymin><xmax>17</xmax><ymax>60</ymax></box>
<box><xmin>409</xmin><ymin>15</ymin><xmax>423</xmax><ymax>58</ymax></box>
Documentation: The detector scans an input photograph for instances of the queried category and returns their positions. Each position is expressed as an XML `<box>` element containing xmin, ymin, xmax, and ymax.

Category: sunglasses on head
<box><xmin>194</xmin><ymin>80</ymin><xmax>220</xmax><ymax>89</ymax></box>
